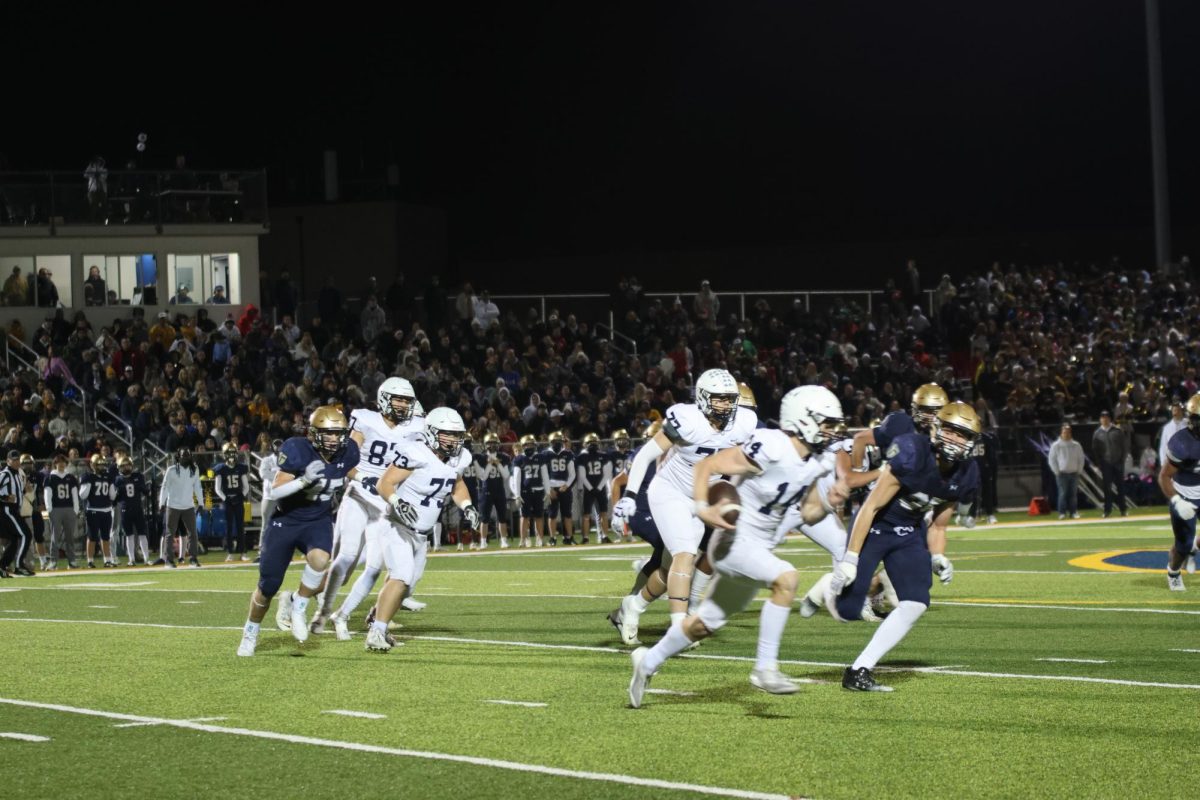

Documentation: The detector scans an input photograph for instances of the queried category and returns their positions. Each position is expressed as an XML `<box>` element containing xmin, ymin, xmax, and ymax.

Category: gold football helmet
<box><xmin>933</xmin><ymin>401</ymin><xmax>981</xmax><ymax>462</ymax></box>
<box><xmin>308</xmin><ymin>405</ymin><xmax>350</xmax><ymax>460</ymax></box>
<box><xmin>89</xmin><ymin>453</ymin><xmax>108</xmax><ymax>472</ymax></box>
<box><xmin>118</xmin><ymin>456</ymin><xmax>134</xmax><ymax>475</ymax></box>
<box><xmin>221</xmin><ymin>441</ymin><xmax>240</xmax><ymax>466</ymax></box>
<box><xmin>582</xmin><ymin>432</ymin><xmax>600</xmax><ymax>452</ymax></box>
<box><xmin>548</xmin><ymin>430</ymin><xmax>565</xmax><ymax>452</ymax></box>
<box><xmin>1187</xmin><ymin>394</ymin><xmax>1200</xmax><ymax>433</ymax></box>
<box><xmin>737</xmin><ymin>382</ymin><xmax>757</xmax><ymax>411</ymax></box>
<box><xmin>19</xmin><ymin>453</ymin><xmax>34</xmax><ymax>471</ymax></box>
<box><xmin>612</xmin><ymin>429</ymin><xmax>631</xmax><ymax>452</ymax></box>
<box><xmin>483</xmin><ymin>432</ymin><xmax>501</xmax><ymax>452</ymax></box>
<box><xmin>519</xmin><ymin>434</ymin><xmax>539</xmax><ymax>455</ymax></box>
<box><xmin>911</xmin><ymin>383</ymin><xmax>949</xmax><ymax>431</ymax></box>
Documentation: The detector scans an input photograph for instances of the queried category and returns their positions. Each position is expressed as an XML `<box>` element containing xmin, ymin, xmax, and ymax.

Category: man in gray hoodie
<box><xmin>1091</xmin><ymin>411</ymin><xmax>1128</xmax><ymax>517</ymax></box>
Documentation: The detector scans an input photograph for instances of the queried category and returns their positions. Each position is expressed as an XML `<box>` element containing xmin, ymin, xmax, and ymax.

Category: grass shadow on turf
<box><xmin>644</xmin><ymin>680</ymin><xmax>799</xmax><ymax>719</ymax></box>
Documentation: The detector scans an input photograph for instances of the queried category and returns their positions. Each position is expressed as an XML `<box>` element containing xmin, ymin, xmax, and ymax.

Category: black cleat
<box><xmin>14</xmin><ymin>567</ymin><xmax>35</xmax><ymax>577</ymax></box>
<box><xmin>842</xmin><ymin>666</ymin><xmax>894</xmax><ymax>692</ymax></box>
<box><xmin>607</xmin><ymin>608</ymin><xmax>623</xmax><ymax>636</ymax></box>
<box><xmin>151</xmin><ymin>558</ymin><xmax>166</xmax><ymax>566</ymax></box>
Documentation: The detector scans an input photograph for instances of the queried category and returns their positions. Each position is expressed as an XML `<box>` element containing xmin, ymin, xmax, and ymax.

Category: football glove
<box><xmin>829</xmin><ymin>552</ymin><xmax>859</xmax><ymax>596</ymax></box>
<box><xmin>1171</xmin><ymin>494</ymin><xmax>1196</xmax><ymax>521</ymax></box>
<box><xmin>302</xmin><ymin>460</ymin><xmax>325</xmax><ymax>484</ymax></box>
<box><xmin>463</xmin><ymin>504</ymin><xmax>481</xmax><ymax>530</ymax></box>
<box><xmin>390</xmin><ymin>495</ymin><xmax>419</xmax><ymax>528</ymax></box>
<box><xmin>612</xmin><ymin>495</ymin><xmax>637</xmax><ymax>521</ymax></box>
<box><xmin>931</xmin><ymin>553</ymin><xmax>954</xmax><ymax>584</ymax></box>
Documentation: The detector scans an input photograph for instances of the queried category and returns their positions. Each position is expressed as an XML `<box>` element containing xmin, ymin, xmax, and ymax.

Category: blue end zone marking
<box><xmin>1105</xmin><ymin>551</ymin><xmax>1169</xmax><ymax>569</ymax></box>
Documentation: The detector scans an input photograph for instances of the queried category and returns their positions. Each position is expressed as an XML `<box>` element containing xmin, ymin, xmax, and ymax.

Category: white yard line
<box><xmin>1035</xmin><ymin>658</ymin><xmax>1110</xmax><ymax>664</ymax></box>
<box><xmin>646</xmin><ymin>689</ymin><xmax>697</xmax><ymax>697</ymax></box>
<box><xmin>939</xmin><ymin>601</ymin><xmax>1200</xmax><ymax>616</ymax></box>
<box><xmin>114</xmin><ymin>716</ymin><xmax>227</xmax><ymax>729</ymax></box>
<box><xmin>178</xmin><ymin>601</ymin><xmax>202</xmax><ymax>605</ymax></box>
<box><xmin>0</xmin><ymin>697</ymin><xmax>794</xmax><ymax>800</ymax></box>
<box><xmin>484</xmin><ymin>700</ymin><xmax>547</xmax><ymax>708</ymax></box>
<box><xmin>323</xmin><ymin>710</ymin><xmax>387</xmax><ymax>720</ymax></box>
<box><xmin>87</xmin><ymin>605</ymin><xmax>117</xmax><ymax>609</ymax></box>
<box><xmin>0</xmin><ymin>732</ymin><xmax>50</xmax><ymax>742</ymax></box>
<box><xmin>0</xmin><ymin>609</ymin><xmax>28</xmax><ymax>613</ymax></box>
<box><xmin>1170</xmin><ymin>648</ymin><xmax>1200</xmax><ymax>653</ymax></box>
<box><xmin>55</xmin><ymin>581</ymin><xmax>158</xmax><ymax>588</ymax></box>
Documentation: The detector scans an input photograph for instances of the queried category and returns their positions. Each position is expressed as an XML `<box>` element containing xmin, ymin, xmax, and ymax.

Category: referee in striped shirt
<box><xmin>0</xmin><ymin>450</ymin><xmax>34</xmax><ymax>577</ymax></box>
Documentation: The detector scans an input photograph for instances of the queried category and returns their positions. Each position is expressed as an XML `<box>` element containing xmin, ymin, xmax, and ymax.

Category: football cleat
<box><xmin>628</xmin><ymin>647</ymin><xmax>654</xmax><ymax>708</ymax></box>
<box><xmin>1168</xmin><ymin>572</ymin><xmax>1185</xmax><ymax>592</ymax></box>
<box><xmin>798</xmin><ymin>595</ymin><xmax>821</xmax><ymax>618</ymax></box>
<box><xmin>236</xmin><ymin>632</ymin><xmax>258</xmax><ymax>657</ymax></box>
<box><xmin>309</xmin><ymin>614</ymin><xmax>327</xmax><ymax>635</ymax></box>
<box><xmin>1186</xmin><ymin>555</ymin><xmax>1197</xmax><ymax>575</ymax></box>
<box><xmin>860</xmin><ymin>598</ymin><xmax>882</xmax><ymax>623</ymax></box>
<box><xmin>750</xmin><ymin>665</ymin><xmax>801</xmax><ymax>695</ymax></box>
<box><xmin>401</xmin><ymin>597</ymin><xmax>427</xmax><ymax>612</ymax></box>
<box><xmin>275</xmin><ymin>591</ymin><xmax>294</xmax><ymax>631</ymax></box>
<box><xmin>333</xmin><ymin>615</ymin><xmax>351</xmax><ymax>641</ymax></box>
<box><xmin>617</xmin><ymin>594</ymin><xmax>642</xmax><ymax>645</ymax></box>
<box><xmin>225</xmin><ymin>554</ymin><xmax>234</xmax><ymax>562</ymax></box>
<box><xmin>290</xmin><ymin>605</ymin><xmax>309</xmax><ymax>643</ymax></box>
<box><xmin>842</xmin><ymin>666</ymin><xmax>893</xmax><ymax>692</ymax></box>
<box><xmin>365</xmin><ymin>627</ymin><xmax>394</xmax><ymax>653</ymax></box>
<box><xmin>986</xmin><ymin>515</ymin><xmax>998</xmax><ymax>524</ymax></box>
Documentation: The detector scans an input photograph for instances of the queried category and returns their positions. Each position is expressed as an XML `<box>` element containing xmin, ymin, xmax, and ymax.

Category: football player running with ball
<box><xmin>1160</xmin><ymin>393</ymin><xmax>1200</xmax><ymax>591</ymax></box>
<box><xmin>628</xmin><ymin>386</ymin><xmax>847</xmax><ymax>707</ymax></box>
<box><xmin>821</xmin><ymin>402</ymin><xmax>980</xmax><ymax>692</ymax></box>
<box><xmin>236</xmin><ymin>407</ymin><xmax>359</xmax><ymax>656</ymax></box>
<box><xmin>613</xmin><ymin>369</ymin><xmax>752</xmax><ymax>632</ymax></box>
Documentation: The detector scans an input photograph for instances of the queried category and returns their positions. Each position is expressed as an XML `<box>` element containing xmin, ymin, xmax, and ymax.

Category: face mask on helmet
<box><xmin>912</xmin><ymin>405</ymin><xmax>942</xmax><ymax>432</ymax></box>
<box><xmin>120</xmin><ymin>461</ymin><xmax>134</xmax><ymax>475</ymax></box>
<box><xmin>933</xmin><ymin>421</ymin><xmax>977</xmax><ymax>462</ymax></box>
<box><xmin>616</xmin><ymin>437</ymin><xmax>630</xmax><ymax>452</ymax></box>
<box><xmin>382</xmin><ymin>393</ymin><xmax>414</xmax><ymax>424</ymax></box>
<box><xmin>486</xmin><ymin>443</ymin><xmax>499</xmax><ymax>453</ymax></box>
<box><xmin>550</xmin><ymin>438</ymin><xmax>563</xmax><ymax>453</ymax></box>
<box><xmin>433</xmin><ymin>429</ymin><xmax>465</xmax><ymax>458</ymax></box>
<box><xmin>313</xmin><ymin>428</ymin><xmax>349</xmax><ymax>459</ymax></box>
<box><xmin>702</xmin><ymin>392</ymin><xmax>738</xmax><ymax>428</ymax></box>
<box><xmin>587</xmin><ymin>443</ymin><xmax>599</xmax><ymax>453</ymax></box>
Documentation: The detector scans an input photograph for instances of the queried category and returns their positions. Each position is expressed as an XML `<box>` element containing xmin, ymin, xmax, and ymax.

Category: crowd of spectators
<box><xmin>2</xmin><ymin>259</ymin><xmax>1196</xmax><ymax>478</ymax></box>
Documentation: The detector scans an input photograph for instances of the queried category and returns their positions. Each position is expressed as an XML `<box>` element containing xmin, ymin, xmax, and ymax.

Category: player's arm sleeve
<box><xmin>43</xmin><ymin>485</ymin><xmax>52</xmax><ymax>510</ymax></box>
<box><xmin>108</xmin><ymin>482</ymin><xmax>117</xmax><ymax>501</ymax></box>
<box><xmin>625</xmin><ymin>431</ymin><xmax>670</xmax><ymax>497</ymax></box>
<box><xmin>79</xmin><ymin>480</ymin><xmax>91</xmax><ymax>500</ymax></box>
<box><xmin>509</xmin><ymin>464</ymin><xmax>522</xmax><ymax>497</ymax></box>
<box><xmin>602</xmin><ymin>460</ymin><xmax>612</xmax><ymax>486</ymax></box>
<box><xmin>566</xmin><ymin>458</ymin><xmax>576</xmax><ymax>487</ymax></box>
<box><xmin>540</xmin><ymin>462</ymin><xmax>551</xmax><ymax>491</ymax></box>
<box><xmin>214</xmin><ymin>473</ymin><xmax>226</xmax><ymax>501</ymax></box>
<box><xmin>579</xmin><ymin>459</ymin><xmax>593</xmax><ymax>491</ymax></box>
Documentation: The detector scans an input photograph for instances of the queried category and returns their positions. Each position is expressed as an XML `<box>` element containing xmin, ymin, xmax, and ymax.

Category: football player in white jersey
<box><xmin>628</xmin><ymin>386</ymin><xmax>847</xmax><ymax>707</ymax></box>
<box><xmin>613</xmin><ymin>369</ymin><xmax>747</xmax><ymax>631</ymax></box>
<box><xmin>360</xmin><ymin>407</ymin><xmax>479</xmax><ymax>652</ymax></box>
<box><xmin>310</xmin><ymin>377</ymin><xmax>418</xmax><ymax>634</ymax></box>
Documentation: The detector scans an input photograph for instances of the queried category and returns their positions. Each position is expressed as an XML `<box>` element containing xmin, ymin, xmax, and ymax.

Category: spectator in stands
<box><xmin>3</xmin><ymin>267</ymin><xmax>27</xmax><ymax>307</ymax></box>
<box><xmin>473</xmin><ymin>291</ymin><xmax>500</xmax><ymax>329</ymax></box>
<box><xmin>169</xmin><ymin>284</ymin><xmax>194</xmax><ymax>305</ymax></box>
<box><xmin>1092</xmin><ymin>410</ymin><xmax>1128</xmax><ymax>517</ymax></box>
<box><xmin>219</xmin><ymin>315</ymin><xmax>242</xmax><ymax>342</ymax></box>
<box><xmin>276</xmin><ymin>315</ymin><xmax>300</xmax><ymax>348</ymax></box>
<box><xmin>455</xmin><ymin>282</ymin><xmax>476</xmax><ymax>331</ymax></box>
<box><xmin>1048</xmin><ymin>424</ymin><xmax>1084</xmax><ymax>519</ymax></box>
<box><xmin>35</xmin><ymin>269</ymin><xmax>58</xmax><ymax>307</ymax></box>
<box><xmin>84</xmin><ymin>266</ymin><xmax>106</xmax><ymax>307</ymax></box>
<box><xmin>361</xmin><ymin>296</ymin><xmax>386</xmax><ymax>344</ymax></box>
<box><xmin>693</xmin><ymin>280</ymin><xmax>720</xmax><ymax>326</ymax></box>
<box><xmin>208</xmin><ymin>285</ymin><xmax>229</xmax><ymax>304</ymax></box>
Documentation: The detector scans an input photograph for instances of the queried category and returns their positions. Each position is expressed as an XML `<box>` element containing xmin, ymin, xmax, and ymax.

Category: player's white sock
<box><xmin>755</xmin><ymin>601</ymin><xmax>790</xmax><ymax>671</ymax></box>
<box><xmin>293</xmin><ymin>595</ymin><xmax>309</xmax><ymax>614</ymax></box>
<box><xmin>688</xmin><ymin>570</ymin><xmax>712</xmax><ymax>611</ymax></box>
<box><xmin>370</xmin><ymin>620</ymin><xmax>388</xmax><ymax>636</ymax></box>
<box><xmin>642</xmin><ymin>622</ymin><xmax>693</xmax><ymax>675</ymax></box>
<box><xmin>630</xmin><ymin>591</ymin><xmax>651</xmax><ymax>613</ymax></box>
<box><xmin>321</xmin><ymin>554</ymin><xmax>356</xmax><ymax>616</ymax></box>
<box><xmin>337</xmin><ymin>566</ymin><xmax>381</xmax><ymax>620</ymax></box>
<box><xmin>138</xmin><ymin>536</ymin><xmax>151</xmax><ymax>562</ymax></box>
<box><xmin>432</xmin><ymin>524</ymin><xmax>442</xmax><ymax>550</ymax></box>
<box><xmin>244</xmin><ymin>620</ymin><xmax>260</xmax><ymax>636</ymax></box>
<box><xmin>670</xmin><ymin>611</ymin><xmax>686</xmax><ymax>627</ymax></box>
<box><xmin>851</xmin><ymin>600</ymin><xmax>926</xmax><ymax>670</ymax></box>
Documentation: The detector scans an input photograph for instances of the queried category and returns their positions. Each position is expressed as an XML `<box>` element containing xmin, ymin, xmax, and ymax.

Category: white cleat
<box><xmin>1168</xmin><ymin>572</ymin><xmax>1186</xmax><ymax>592</ymax></box>
<box><xmin>800</xmin><ymin>573</ymin><xmax>832</xmax><ymax>619</ymax></box>
<box><xmin>750</xmin><ymin>665</ymin><xmax>801</xmax><ymax>695</ymax></box>
<box><xmin>401</xmin><ymin>597</ymin><xmax>427</xmax><ymax>612</ymax></box>
<box><xmin>1186</xmin><ymin>555</ymin><xmax>1197</xmax><ymax>575</ymax></box>
<box><xmin>290</xmin><ymin>605</ymin><xmax>309</xmax><ymax>643</ymax></box>
<box><xmin>333</xmin><ymin>615</ymin><xmax>351</xmax><ymax>641</ymax></box>
<box><xmin>860</xmin><ymin>598</ymin><xmax>882</xmax><ymax>623</ymax></box>
<box><xmin>500</xmin><ymin>539</ymin><xmax>509</xmax><ymax>549</ymax></box>
<box><xmin>799</xmin><ymin>596</ymin><xmax>821</xmax><ymax>618</ymax></box>
<box><xmin>236</xmin><ymin>632</ymin><xmax>258</xmax><ymax>657</ymax></box>
<box><xmin>628</xmin><ymin>647</ymin><xmax>653</xmax><ymax>708</ymax></box>
<box><xmin>309</xmin><ymin>613</ymin><xmax>327</xmax><ymax>635</ymax></box>
<box><xmin>365</xmin><ymin>627</ymin><xmax>394</xmax><ymax>652</ymax></box>
<box><xmin>963</xmin><ymin>516</ymin><xmax>977</xmax><ymax>529</ymax></box>
<box><xmin>275</xmin><ymin>591</ymin><xmax>293</xmax><ymax>631</ymax></box>
<box><xmin>986</xmin><ymin>515</ymin><xmax>998</xmax><ymax>525</ymax></box>
<box><xmin>618</xmin><ymin>594</ymin><xmax>642</xmax><ymax>645</ymax></box>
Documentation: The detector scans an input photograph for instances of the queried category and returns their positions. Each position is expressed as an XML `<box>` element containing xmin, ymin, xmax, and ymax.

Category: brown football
<box><xmin>707</xmin><ymin>480</ymin><xmax>741</xmax><ymax>526</ymax></box>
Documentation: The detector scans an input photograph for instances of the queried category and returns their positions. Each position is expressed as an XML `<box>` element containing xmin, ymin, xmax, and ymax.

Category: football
<box><xmin>707</xmin><ymin>480</ymin><xmax>741</xmax><ymax>526</ymax></box>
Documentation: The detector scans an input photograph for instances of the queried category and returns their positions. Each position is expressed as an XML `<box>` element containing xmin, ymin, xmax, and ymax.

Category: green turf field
<box><xmin>2</xmin><ymin>510</ymin><xmax>1198</xmax><ymax>800</ymax></box>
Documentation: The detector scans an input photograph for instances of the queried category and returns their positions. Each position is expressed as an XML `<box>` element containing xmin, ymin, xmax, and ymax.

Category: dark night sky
<box><xmin>6</xmin><ymin>2</ymin><xmax>1199</xmax><ymax>267</ymax></box>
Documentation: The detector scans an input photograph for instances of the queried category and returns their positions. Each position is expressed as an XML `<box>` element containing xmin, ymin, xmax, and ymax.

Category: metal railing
<box><xmin>0</xmin><ymin>169</ymin><xmax>268</xmax><ymax>228</ymax></box>
<box><xmin>5</xmin><ymin>334</ymin><xmax>91</xmax><ymax>433</ymax></box>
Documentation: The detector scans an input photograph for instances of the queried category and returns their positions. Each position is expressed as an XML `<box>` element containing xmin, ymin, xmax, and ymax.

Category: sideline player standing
<box><xmin>822</xmin><ymin>402</ymin><xmax>980</xmax><ymax>692</ymax></box>
<box><xmin>43</xmin><ymin>455</ymin><xmax>81</xmax><ymax>570</ymax></box>
<box><xmin>115</xmin><ymin>457</ymin><xmax>152</xmax><ymax>566</ymax></box>
<box><xmin>237</xmin><ymin>407</ymin><xmax>358</xmax><ymax>656</ymax></box>
<box><xmin>628</xmin><ymin>387</ymin><xmax>846</xmax><ymax>706</ymax></box>
<box><xmin>576</xmin><ymin>432</ymin><xmax>611</xmax><ymax>544</ymax></box>
<box><xmin>80</xmin><ymin>454</ymin><xmax>118</xmax><ymax>568</ymax></box>
<box><xmin>513</xmin><ymin>435</ymin><xmax>546</xmax><ymax>547</ymax></box>
<box><xmin>215</xmin><ymin>443</ymin><xmax>250</xmax><ymax>562</ymax></box>
<box><xmin>1159</xmin><ymin>393</ymin><xmax>1200</xmax><ymax>591</ymax></box>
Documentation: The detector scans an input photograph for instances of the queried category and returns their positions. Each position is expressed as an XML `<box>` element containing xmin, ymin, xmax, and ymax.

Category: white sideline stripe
<box><xmin>1035</xmin><ymin>658</ymin><xmax>1110</xmax><ymax>664</ymax></box>
<box><xmin>178</xmin><ymin>601</ymin><xmax>202</xmax><ymax>604</ymax></box>
<box><xmin>0</xmin><ymin>732</ymin><xmax>50</xmax><ymax>742</ymax></box>
<box><xmin>57</xmin><ymin>581</ymin><xmax>157</xmax><ymax>588</ymax></box>
<box><xmin>114</xmin><ymin>716</ymin><xmax>227</xmax><ymax>729</ymax></box>
<box><xmin>506</xmin><ymin>583</ymin><xmax>533</xmax><ymax>587</ymax></box>
<box><xmin>484</xmin><ymin>700</ymin><xmax>547</xmax><ymax>708</ymax></box>
<box><xmin>956</xmin><ymin>570</ymin><xmax>1131</xmax><ymax>575</ymax></box>
<box><xmin>579</xmin><ymin>557</ymin><xmax>639</xmax><ymax>562</ymax></box>
<box><xmin>0</xmin><ymin>698</ymin><xmax>793</xmax><ymax>800</ymax></box>
<box><xmin>323</xmin><ymin>710</ymin><xmax>387</xmax><ymax>720</ymax></box>
<box><xmin>0</xmin><ymin>609</ymin><xmax>28</xmax><ymax>613</ymax></box>
<box><xmin>0</xmin><ymin>588</ymin><xmax>20</xmax><ymax>593</ymax></box>
<box><xmin>940</xmin><ymin>601</ymin><xmax>1200</xmax><ymax>616</ymax></box>
<box><xmin>1</xmin><ymin>618</ymin><xmax>1196</xmax><ymax>693</ymax></box>
<box><xmin>1170</xmin><ymin>649</ymin><xmax>1200</xmax><ymax>653</ymax></box>
<box><xmin>87</xmin><ymin>605</ymin><xmax>117</xmax><ymax>609</ymax></box>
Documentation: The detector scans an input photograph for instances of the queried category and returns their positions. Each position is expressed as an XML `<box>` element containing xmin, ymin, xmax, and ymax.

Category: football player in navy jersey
<box><xmin>847</xmin><ymin>383</ymin><xmax>948</xmax><ymax>495</ymax></box>
<box><xmin>541</xmin><ymin>431</ymin><xmax>577</xmax><ymax>545</ymax></box>
<box><xmin>478</xmin><ymin>433</ymin><xmax>513</xmax><ymax>548</ymax></box>
<box><xmin>576</xmin><ymin>433</ymin><xmax>611</xmax><ymax>545</ymax></box>
<box><xmin>80</xmin><ymin>454</ymin><xmax>118</xmax><ymax>568</ymax></box>
<box><xmin>115</xmin><ymin>457</ymin><xmax>152</xmax><ymax>566</ymax></box>
<box><xmin>822</xmin><ymin>402</ymin><xmax>980</xmax><ymax>692</ymax></box>
<box><xmin>215</xmin><ymin>443</ymin><xmax>250</xmax><ymax>562</ymax></box>
<box><xmin>512</xmin><ymin>435</ymin><xmax>547</xmax><ymax>547</ymax></box>
<box><xmin>1160</xmin><ymin>393</ymin><xmax>1200</xmax><ymax>591</ymax></box>
<box><xmin>237</xmin><ymin>406</ymin><xmax>359</xmax><ymax>656</ymax></box>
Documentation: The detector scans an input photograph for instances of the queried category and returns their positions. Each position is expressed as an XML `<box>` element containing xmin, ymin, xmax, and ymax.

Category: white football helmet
<box><xmin>695</xmin><ymin>369</ymin><xmax>739</xmax><ymax>430</ymax></box>
<box><xmin>423</xmin><ymin>407</ymin><xmax>466</xmax><ymax>459</ymax></box>
<box><xmin>780</xmin><ymin>385</ymin><xmax>845</xmax><ymax>452</ymax></box>
<box><xmin>377</xmin><ymin>377</ymin><xmax>416</xmax><ymax>424</ymax></box>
